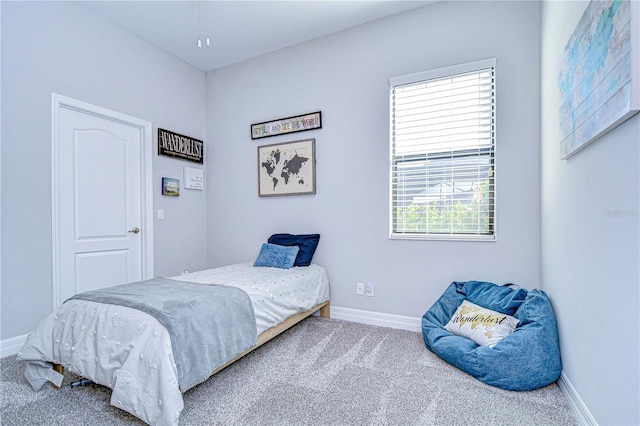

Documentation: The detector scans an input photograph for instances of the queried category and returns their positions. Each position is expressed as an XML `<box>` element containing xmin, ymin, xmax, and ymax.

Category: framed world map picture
<box><xmin>258</xmin><ymin>138</ymin><xmax>315</xmax><ymax>197</ymax></box>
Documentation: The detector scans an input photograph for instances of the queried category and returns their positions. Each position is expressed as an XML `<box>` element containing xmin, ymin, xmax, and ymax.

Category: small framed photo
<box><xmin>162</xmin><ymin>177</ymin><xmax>180</xmax><ymax>196</ymax></box>
<box><xmin>258</xmin><ymin>138</ymin><xmax>315</xmax><ymax>197</ymax></box>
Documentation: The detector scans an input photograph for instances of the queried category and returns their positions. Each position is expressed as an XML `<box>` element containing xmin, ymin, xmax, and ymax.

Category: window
<box><xmin>389</xmin><ymin>58</ymin><xmax>496</xmax><ymax>240</ymax></box>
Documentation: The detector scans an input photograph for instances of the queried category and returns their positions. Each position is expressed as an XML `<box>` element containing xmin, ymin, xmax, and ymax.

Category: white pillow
<box><xmin>444</xmin><ymin>300</ymin><xmax>520</xmax><ymax>348</ymax></box>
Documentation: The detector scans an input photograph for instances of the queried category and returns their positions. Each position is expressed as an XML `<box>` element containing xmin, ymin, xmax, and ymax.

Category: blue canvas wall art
<box><xmin>558</xmin><ymin>0</ymin><xmax>639</xmax><ymax>159</ymax></box>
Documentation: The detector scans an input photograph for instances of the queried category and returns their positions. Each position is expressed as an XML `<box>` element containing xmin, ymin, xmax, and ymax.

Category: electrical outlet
<box><xmin>356</xmin><ymin>282</ymin><xmax>364</xmax><ymax>295</ymax></box>
<box><xmin>366</xmin><ymin>282</ymin><xmax>374</xmax><ymax>297</ymax></box>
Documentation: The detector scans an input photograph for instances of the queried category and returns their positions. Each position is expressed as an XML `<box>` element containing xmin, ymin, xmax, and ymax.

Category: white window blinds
<box><xmin>389</xmin><ymin>58</ymin><xmax>496</xmax><ymax>240</ymax></box>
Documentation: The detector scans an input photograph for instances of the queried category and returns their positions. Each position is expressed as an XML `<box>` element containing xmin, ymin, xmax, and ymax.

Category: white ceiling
<box><xmin>81</xmin><ymin>1</ymin><xmax>432</xmax><ymax>72</ymax></box>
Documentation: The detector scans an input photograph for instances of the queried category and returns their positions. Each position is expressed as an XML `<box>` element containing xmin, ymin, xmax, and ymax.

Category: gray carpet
<box><xmin>1</xmin><ymin>317</ymin><xmax>577</xmax><ymax>425</ymax></box>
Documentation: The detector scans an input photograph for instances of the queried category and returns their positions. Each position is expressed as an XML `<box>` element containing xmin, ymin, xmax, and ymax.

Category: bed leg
<box><xmin>51</xmin><ymin>364</ymin><xmax>64</xmax><ymax>390</ymax></box>
<box><xmin>320</xmin><ymin>303</ymin><xmax>330</xmax><ymax>318</ymax></box>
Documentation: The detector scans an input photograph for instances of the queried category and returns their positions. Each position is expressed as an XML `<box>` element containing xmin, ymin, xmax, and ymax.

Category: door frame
<box><xmin>51</xmin><ymin>93</ymin><xmax>154</xmax><ymax>308</ymax></box>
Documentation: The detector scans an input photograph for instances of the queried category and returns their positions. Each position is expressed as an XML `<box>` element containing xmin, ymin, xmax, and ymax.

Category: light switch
<box><xmin>157</xmin><ymin>209</ymin><xmax>165</xmax><ymax>220</ymax></box>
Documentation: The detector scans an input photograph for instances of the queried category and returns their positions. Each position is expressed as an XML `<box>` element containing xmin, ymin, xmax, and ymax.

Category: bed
<box><xmin>18</xmin><ymin>243</ymin><xmax>330</xmax><ymax>426</ymax></box>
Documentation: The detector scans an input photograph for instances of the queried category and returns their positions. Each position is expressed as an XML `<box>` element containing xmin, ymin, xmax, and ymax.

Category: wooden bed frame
<box><xmin>52</xmin><ymin>300</ymin><xmax>330</xmax><ymax>389</ymax></box>
<box><xmin>211</xmin><ymin>300</ymin><xmax>329</xmax><ymax>375</ymax></box>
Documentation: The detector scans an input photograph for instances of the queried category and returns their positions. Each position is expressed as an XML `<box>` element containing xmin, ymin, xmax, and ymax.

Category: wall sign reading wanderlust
<box><xmin>251</xmin><ymin>111</ymin><xmax>322</xmax><ymax>140</ymax></box>
<box><xmin>158</xmin><ymin>128</ymin><xmax>203</xmax><ymax>163</ymax></box>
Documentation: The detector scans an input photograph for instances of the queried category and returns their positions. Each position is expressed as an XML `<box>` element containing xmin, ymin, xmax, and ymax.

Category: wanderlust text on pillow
<box><xmin>444</xmin><ymin>300</ymin><xmax>520</xmax><ymax>348</ymax></box>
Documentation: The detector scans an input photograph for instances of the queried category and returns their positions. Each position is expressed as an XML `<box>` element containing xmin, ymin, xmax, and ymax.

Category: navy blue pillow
<box><xmin>267</xmin><ymin>234</ymin><xmax>320</xmax><ymax>267</ymax></box>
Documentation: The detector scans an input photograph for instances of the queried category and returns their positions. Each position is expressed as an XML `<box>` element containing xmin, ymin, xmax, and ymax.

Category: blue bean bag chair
<box><xmin>422</xmin><ymin>281</ymin><xmax>562</xmax><ymax>391</ymax></box>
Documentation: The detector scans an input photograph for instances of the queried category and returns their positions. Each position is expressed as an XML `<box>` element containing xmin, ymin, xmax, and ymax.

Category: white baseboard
<box><xmin>1</xmin><ymin>334</ymin><xmax>27</xmax><ymax>358</ymax></box>
<box><xmin>330</xmin><ymin>306</ymin><xmax>422</xmax><ymax>332</ymax></box>
<box><xmin>557</xmin><ymin>371</ymin><xmax>598</xmax><ymax>425</ymax></box>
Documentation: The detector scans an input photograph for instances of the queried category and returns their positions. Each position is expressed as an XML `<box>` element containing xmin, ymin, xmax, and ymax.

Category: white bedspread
<box><xmin>178</xmin><ymin>263</ymin><xmax>329</xmax><ymax>335</ymax></box>
<box><xmin>18</xmin><ymin>263</ymin><xmax>329</xmax><ymax>426</ymax></box>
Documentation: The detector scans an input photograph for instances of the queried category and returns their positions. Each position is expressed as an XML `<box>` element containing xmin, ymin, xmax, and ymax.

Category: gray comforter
<box><xmin>69</xmin><ymin>277</ymin><xmax>257</xmax><ymax>391</ymax></box>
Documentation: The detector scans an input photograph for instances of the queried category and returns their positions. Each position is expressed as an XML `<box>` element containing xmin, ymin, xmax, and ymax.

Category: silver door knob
<box><xmin>128</xmin><ymin>227</ymin><xmax>140</xmax><ymax>234</ymax></box>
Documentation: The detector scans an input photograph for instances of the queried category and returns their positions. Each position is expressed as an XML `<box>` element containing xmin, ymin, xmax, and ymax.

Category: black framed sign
<box><xmin>251</xmin><ymin>111</ymin><xmax>322</xmax><ymax>140</ymax></box>
<box><xmin>158</xmin><ymin>128</ymin><xmax>203</xmax><ymax>163</ymax></box>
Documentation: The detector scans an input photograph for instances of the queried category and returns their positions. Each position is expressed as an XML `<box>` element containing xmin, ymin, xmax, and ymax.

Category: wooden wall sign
<box><xmin>558</xmin><ymin>0</ymin><xmax>639</xmax><ymax>158</ymax></box>
<box><xmin>158</xmin><ymin>128</ymin><xmax>203</xmax><ymax>163</ymax></box>
<box><xmin>251</xmin><ymin>111</ymin><xmax>322</xmax><ymax>140</ymax></box>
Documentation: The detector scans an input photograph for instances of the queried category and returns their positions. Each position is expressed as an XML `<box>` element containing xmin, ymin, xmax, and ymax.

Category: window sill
<box><xmin>389</xmin><ymin>233</ymin><xmax>496</xmax><ymax>242</ymax></box>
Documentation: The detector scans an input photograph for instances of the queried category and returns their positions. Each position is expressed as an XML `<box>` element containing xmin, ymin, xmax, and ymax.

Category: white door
<box><xmin>52</xmin><ymin>94</ymin><xmax>154</xmax><ymax>306</ymax></box>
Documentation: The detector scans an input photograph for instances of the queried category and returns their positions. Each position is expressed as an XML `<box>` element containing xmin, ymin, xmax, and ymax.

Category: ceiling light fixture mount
<box><xmin>196</xmin><ymin>1</ymin><xmax>211</xmax><ymax>49</ymax></box>
<box><xmin>197</xmin><ymin>37</ymin><xmax>211</xmax><ymax>48</ymax></box>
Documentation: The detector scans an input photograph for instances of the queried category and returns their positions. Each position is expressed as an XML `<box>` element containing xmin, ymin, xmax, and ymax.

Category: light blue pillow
<box><xmin>253</xmin><ymin>243</ymin><xmax>299</xmax><ymax>269</ymax></box>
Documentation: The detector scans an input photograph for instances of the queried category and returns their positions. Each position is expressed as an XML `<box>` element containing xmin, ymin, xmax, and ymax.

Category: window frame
<box><xmin>389</xmin><ymin>58</ymin><xmax>497</xmax><ymax>242</ymax></box>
